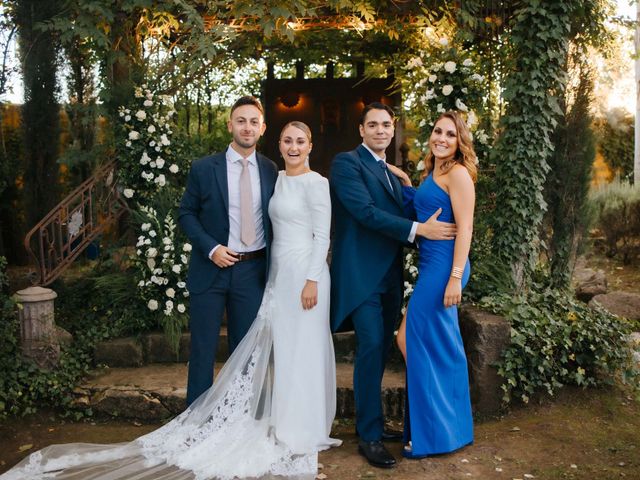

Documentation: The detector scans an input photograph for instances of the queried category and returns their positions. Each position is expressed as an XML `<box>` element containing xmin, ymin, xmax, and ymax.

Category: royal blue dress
<box><xmin>402</xmin><ymin>174</ymin><xmax>473</xmax><ymax>456</ymax></box>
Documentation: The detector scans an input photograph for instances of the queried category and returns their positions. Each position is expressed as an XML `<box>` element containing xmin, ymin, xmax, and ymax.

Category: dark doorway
<box><xmin>262</xmin><ymin>65</ymin><xmax>402</xmax><ymax>178</ymax></box>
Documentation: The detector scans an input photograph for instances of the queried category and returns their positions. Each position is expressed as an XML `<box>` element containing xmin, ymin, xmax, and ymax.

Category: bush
<box><xmin>480</xmin><ymin>286</ymin><xmax>638</xmax><ymax>405</ymax></box>
<box><xmin>0</xmin><ymin>256</ymin><xmax>126</xmax><ymax>418</ymax></box>
<box><xmin>589</xmin><ymin>179</ymin><xmax>640</xmax><ymax>264</ymax></box>
<box><xmin>595</xmin><ymin>108</ymin><xmax>634</xmax><ymax>182</ymax></box>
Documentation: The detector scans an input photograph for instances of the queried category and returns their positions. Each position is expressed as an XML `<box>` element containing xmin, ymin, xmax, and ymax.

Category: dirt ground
<box><xmin>1</xmin><ymin>386</ymin><xmax>638</xmax><ymax>480</ymax></box>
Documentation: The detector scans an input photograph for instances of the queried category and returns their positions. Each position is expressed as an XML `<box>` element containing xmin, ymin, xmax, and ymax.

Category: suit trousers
<box><xmin>186</xmin><ymin>257</ymin><xmax>267</xmax><ymax>405</ymax></box>
<box><xmin>351</xmin><ymin>257</ymin><xmax>403</xmax><ymax>441</ymax></box>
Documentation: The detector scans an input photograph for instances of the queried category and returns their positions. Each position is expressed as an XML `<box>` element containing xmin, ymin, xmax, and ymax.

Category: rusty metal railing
<box><xmin>23</xmin><ymin>161</ymin><xmax>127</xmax><ymax>286</ymax></box>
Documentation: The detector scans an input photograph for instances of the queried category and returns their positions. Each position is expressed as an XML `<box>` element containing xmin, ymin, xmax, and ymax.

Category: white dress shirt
<box><xmin>362</xmin><ymin>143</ymin><xmax>418</xmax><ymax>243</ymax></box>
<box><xmin>210</xmin><ymin>145</ymin><xmax>265</xmax><ymax>257</ymax></box>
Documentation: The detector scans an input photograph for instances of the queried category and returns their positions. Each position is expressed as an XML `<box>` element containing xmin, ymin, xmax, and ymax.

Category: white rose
<box><xmin>181</xmin><ymin>254</ymin><xmax>188</xmax><ymax>264</ymax></box>
<box><xmin>149</xmin><ymin>140</ymin><xmax>156</xmax><ymax>147</ymax></box>
<box><xmin>141</xmin><ymin>223</ymin><xmax>151</xmax><ymax>231</ymax></box>
<box><xmin>183</xmin><ymin>243</ymin><xmax>192</xmax><ymax>252</ymax></box>
<box><xmin>177</xmin><ymin>304</ymin><xmax>186</xmax><ymax>313</ymax></box>
<box><xmin>147</xmin><ymin>299</ymin><xmax>159</xmax><ymax>311</ymax></box>
<box><xmin>444</xmin><ymin>61</ymin><xmax>456</xmax><ymax>73</ymax></box>
<box><xmin>154</xmin><ymin>174</ymin><xmax>166</xmax><ymax>187</ymax></box>
<box><xmin>437</xmin><ymin>103</ymin><xmax>445</xmax><ymax>113</ymax></box>
<box><xmin>442</xmin><ymin>85</ymin><xmax>453</xmax><ymax>96</ymax></box>
<box><xmin>144</xmin><ymin>99</ymin><xmax>153</xmax><ymax>107</ymax></box>
<box><xmin>124</xmin><ymin>115</ymin><xmax>131</xmax><ymax>121</ymax></box>
<box><xmin>149</xmin><ymin>230</ymin><xmax>157</xmax><ymax>238</ymax></box>
<box><xmin>160</xmin><ymin>134</ymin><xmax>170</xmax><ymax>146</ymax></box>
<box><xmin>147</xmin><ymin>247</ymin><xmax>158</xmax><ymax>257</ymax></box>
<box><xmin>123</xmin><ymin>188</ymin><xmax>134</xmax><ymax>198</ymax></box>
<box><xmin>135</xmin><ymin>110</ymin><xmax>146</xmax><ymax>121</ymax></box>
<box><xmin>140</xmin><ymin>151</ymin><xmax>151</xmax><ymax>165</ymax></box>
<box><xmin>177</xmin><ymin>281</ymin><xmax>186</xmax><ymax>288</ymax></box>
<box><xmin>125</xmin><ymin>141</ymin><xmax>132</xmax><ymax>147</ymax></box>
<box><xmin>137</xmin><ymin>280</ymin><xmax>144</xmax><ymax>287</ymax></box>
<box><xmin>455</xmin><ymin>98</ymin><xmax>469</xmax><ymax>112</ymax></box>
<box><xmin>467</xmin><ymin>110</ymin><xmax>478</xmax><ymax>127</ymax></box>
<box><xmin>146</xmin><ymin>92</ymin><xmax>153</xmax><ymax>100</ymax></box>
<box><xmin>128</xmin><ymin>131</ymin><xmax>140</xmax><ymax>140</ymax></box>
<box><xmin>147</xmin><ymin>258</ymin><xmax>156</xmax><ymax>270</ymax></box>
<box><xmin>136</xmin><ymin>248</ymin><xmax>142</xmax><ymax>255</ymax></box>
<box><xmin>166</xmin><ymin>288</ymin><xmax>175</xmax><ymax>298</ymax></box>
<box><xmin>150</xmin><ymin>161</ymin><xmax>156</xmax><ymax>169</ymax></box>
<box><xmin>463</xmin><ymin>58</ymin><xmax>473</xmax><ymax>67</ymax></box>
<box><xmin>439</xmin><ymin>37</ymin><xmax>449</xmax><ymax>46</ymax></box>
<box><xmin>428</xmin><ymin>74</ymin><xmax>437</xmax><ymax>83</ymax></box>
<box><xmin>470</xmin><ymin>73</ymin><xmax>484</xmax><ymax>82</ymax></box>
<box><xmin>155</xmin><ymin>146</ymin><xmax>161</xmax><ymax>152</ymax></box>
<box><xmin>425</xmin><ymin>89</ymin><xmax>436</xmax><ymax>100</ymax></box>
<box><xmin>169</xmin><ymin>164</ymin><xmax>179</xmax><ymax>174</ymax></box>
<box><xmin>147</xmin><ymin>125</ymin><xmax>156</xmax><ymax>133</ymax></box>
<box><xmin>156</xmin><ymin>158</ymin><xmax>165</xmax><ymax>169</ymax></box>
<box><xmin>162</xmin><ymin>237</ymin><xmax>172</xmax><ymax>245</ymax></box>
<box><xmin>416</xmin><ymin>160</ymin><xmax>425</xmax><ymax>171</ymax></box>
<box><xmin>172</xmin><ymin>264</ymin><xmax>181</xmax><ymax>274</ymax></box>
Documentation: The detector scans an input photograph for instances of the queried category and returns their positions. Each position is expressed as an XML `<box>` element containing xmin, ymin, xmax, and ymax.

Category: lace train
<box><xmin>1</xmin><ymin>288</ymin><xmax>318</xmax><ymax>480</ymax></box>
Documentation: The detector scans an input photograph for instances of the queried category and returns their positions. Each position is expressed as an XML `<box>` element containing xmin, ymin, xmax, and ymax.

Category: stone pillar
<box><xmin>14</xmin><ymin>286</ymin><xmax>60</xmax><ymax>368</ymax></box>
<box><xmin>459</xmin><ymin>306</ymin><xmax>511</xmax><ymax>417</ymax></box>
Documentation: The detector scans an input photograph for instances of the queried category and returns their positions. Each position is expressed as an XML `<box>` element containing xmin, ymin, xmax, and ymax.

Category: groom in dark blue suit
<box><xmin>330</xmin><ymin>103</ymin><xmax>455</xmax><ymax>468</ymax></box>
<box><xmin>179</xmin><ymin>96</ymin><xmax>278</xmax><ymax>405</ymax></box>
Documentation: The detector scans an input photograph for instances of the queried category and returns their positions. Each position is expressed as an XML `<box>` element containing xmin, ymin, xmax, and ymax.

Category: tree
<box><xmin>14</xmin><ymin>0</ymin><xmax>64</xmax><ymax>229</ymax></box>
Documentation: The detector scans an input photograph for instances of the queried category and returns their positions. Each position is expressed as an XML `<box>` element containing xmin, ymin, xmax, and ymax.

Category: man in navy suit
<box><xmin>179</xmin><ymin>96</ymin><xmax>278</xmax><ymax>405</ymax></box>
<box><xmin>330</xmin><ymin>103</ymin><xmax>456</xmax><ymax>468</ymax></box>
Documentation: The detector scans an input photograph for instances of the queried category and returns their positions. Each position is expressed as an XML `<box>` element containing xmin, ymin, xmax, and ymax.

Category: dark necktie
<box><xmin>378</xmin><ymin>160</ymin><xmax>393</xmax><ymax>190</ymax></box>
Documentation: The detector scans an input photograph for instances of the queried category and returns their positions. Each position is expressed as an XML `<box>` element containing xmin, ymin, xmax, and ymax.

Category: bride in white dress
<box><xmin>1</xmin><ymin>121</ymin><xmax>341</xmax><ymax>480</ymax></box>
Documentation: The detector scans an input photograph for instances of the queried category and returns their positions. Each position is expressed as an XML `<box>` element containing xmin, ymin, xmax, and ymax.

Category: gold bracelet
<box><xmin>451</xmin><ymin>267</ymin><xmax>464</xmax><ymax>279</ymax></box>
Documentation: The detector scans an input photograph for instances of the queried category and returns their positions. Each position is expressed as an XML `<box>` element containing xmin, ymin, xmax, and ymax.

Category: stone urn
<box><xmin>14</xmin><ymin>286</ymin><xmax>68</xmax><ymax>368</ymax></box>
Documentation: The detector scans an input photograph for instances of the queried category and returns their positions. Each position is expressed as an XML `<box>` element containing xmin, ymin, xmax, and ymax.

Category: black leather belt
<box><xmin>235</xmin><ymin>248</ymin><xmax>266</xmax><ymax>262</ymax></box>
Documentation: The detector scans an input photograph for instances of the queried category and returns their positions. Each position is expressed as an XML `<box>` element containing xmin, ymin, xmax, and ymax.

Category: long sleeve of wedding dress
<box><xmin>1</xmin><ymin>170</ymin><xmax>340</xmax><ymax>480</ymax></box>
<box><xmin>304</xmin><ymin>176</ymin><xmax>331</xmax><ymax>282</ymax></box>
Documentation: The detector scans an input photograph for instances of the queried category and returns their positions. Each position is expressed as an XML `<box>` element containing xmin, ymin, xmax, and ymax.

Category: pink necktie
<box><xmin>240</xmin><ymin>158</ymin><xmax>256</xmax><ymax>246</ymax></box>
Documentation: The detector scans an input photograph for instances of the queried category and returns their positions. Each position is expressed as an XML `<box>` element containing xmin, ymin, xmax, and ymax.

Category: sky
<box><xmin>0</xmin><ymin>1</ymin><xmax>638</xmax><ymax>108</ymax></box>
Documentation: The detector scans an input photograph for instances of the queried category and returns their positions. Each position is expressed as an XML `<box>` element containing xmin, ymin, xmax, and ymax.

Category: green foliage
<box><xmin>595</xmin><ymin>109</ymin><xmax>634</xmax><ymax>182</ymax></box>
<box><xmin>589</xmin><ymin>179</ymin><xmax>640</xmax><ymax>264</ymax></box>
<box><xmin>15</xmin><ymin>0</ymin><xmax>63</xmax><ymax>228</ymax></box>
<box><xmin>480</xmin><ymin>286</ymin><xmax>638</xmax><ymax>405</ymax></box>
<box><xmin>545</xmin><ymin>48</ymin><xmax>596</xmax><ymax>288</ymax></box>
<box><xmin>491</xmin><ymin>1</ymin><xmax>573</xmax><ymax>288</ymax></box>
<box><xmin>0</xmin><ymin>256</ymin><xmax>118</xmax><ymax>418</ymax></box>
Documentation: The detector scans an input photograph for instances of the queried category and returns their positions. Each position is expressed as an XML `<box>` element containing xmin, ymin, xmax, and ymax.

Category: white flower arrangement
<box><xmin>133</xmin><ymin>205</ymin><xmax>191</xmax><ymax>319</ymax></box>
<box><xmin>117</xmin><ymin>85</ymin><xmax>186</xmax><ymax>202</ymax></box>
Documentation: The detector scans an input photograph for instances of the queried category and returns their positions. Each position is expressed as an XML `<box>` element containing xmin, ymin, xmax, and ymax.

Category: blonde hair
<box><xmin>279</xmin><ymin>121</ymin><xmax>312</xmax><ymax>143</ymax></box>
<box><xmin>421</xmin><ymin>111</ymin><xmax>477</xmax><ymax>183</ymax></box>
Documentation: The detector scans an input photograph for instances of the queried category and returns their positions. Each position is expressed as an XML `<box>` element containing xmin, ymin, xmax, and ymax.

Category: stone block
<box><xmin>574</xmin><ymin>268</ymin><xmax>608</xmax><ymax>302</ymax></box>
<box><xmin>90</xmin><ymin>387</ymin><xmax>171</xmax><ymax>420</ymax></box>
<box><xmin>459</xmin><ymin>306</ymin><xmax>511</xmax><ymax>416</ymax></box>
<box><xmin>589</xmin><ymin>291</ymin><xmax>640</xmax><ymax>321</ymax></box>
<box><xmin>94</xmin><ymin>338</ymin><xmax>144</xmax><ymax>367</ymax></box>
<box><xmin>143</xmin><ymin>332</ymin><xmax>191</xmax><ymax>363</ymax></box>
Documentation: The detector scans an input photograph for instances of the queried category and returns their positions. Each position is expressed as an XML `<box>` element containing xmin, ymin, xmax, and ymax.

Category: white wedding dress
<box><xmin>2</xmin><ymin>171</ymin><xmax>341</xmax><ymax>480</ymax></box>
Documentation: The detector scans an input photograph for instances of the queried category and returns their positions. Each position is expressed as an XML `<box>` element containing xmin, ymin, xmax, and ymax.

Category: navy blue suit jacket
<box><xmin>178</xmin><ymin>151</ymin><xmax>278</xmax><ymax>295</ymax></box>
<box><xmin>329</xmin><ymin>145</ymin><xmax>414</xmax><ymax>332</ymax></box>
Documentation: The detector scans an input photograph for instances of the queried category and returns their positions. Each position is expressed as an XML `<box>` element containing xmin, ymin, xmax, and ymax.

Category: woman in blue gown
<box><xmin>388</xmin><ymin>111</ymin><xmax>477</xmax><ymax>459</ymax></box>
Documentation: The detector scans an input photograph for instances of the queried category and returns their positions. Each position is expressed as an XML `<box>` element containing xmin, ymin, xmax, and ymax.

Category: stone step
<box><xmin>74</xmin><ymin>362</ymin><xmax>406</xmax><ymax>421</ymax></box>
<box><xmin>87</xmin><ymin>307</ymin><xmax>509</xmax><ymax>418</ymax></box>
<box><xmin>94</xmin><ymin>329</ymin><xmax>404</xmax><ymax>368</ymax></box>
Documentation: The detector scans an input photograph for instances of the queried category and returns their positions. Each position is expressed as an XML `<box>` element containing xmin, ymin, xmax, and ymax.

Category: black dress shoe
<box><xmin>358</xmin><ymin>440</ymin><xmax>397</xmax><ymax>468</ymax></box>
<box><xmin>381</xmin><ymin>428</ymin><xmax>403</xmax><ymax>442</ymax></box>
